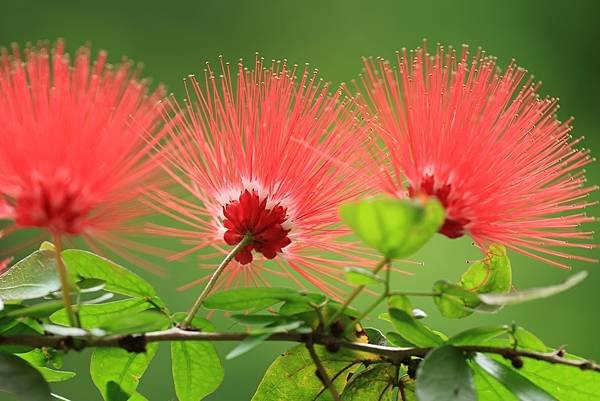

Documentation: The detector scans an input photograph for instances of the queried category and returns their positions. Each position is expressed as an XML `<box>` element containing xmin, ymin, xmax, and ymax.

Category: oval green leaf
<box><xmin>0</xmin><ymin>250</ymin><xmax>59</xmax><ymax>301</ymax></box>
<box><xmin>473</xmin><ymin>353</ymin><xmax>558</xmax><ymax>401</ymax></box>
<box><xmin>0</xmin><ymin>352</ymin><xmax>52</xmax><ymax>401</ymax></box>
<box><xmin>415</xmin><ymin>345</ymin><xmax>476</xmax><ymax>401</ymax></box>
<box><xmin>340</xmin><ymin>197</ymin><xmax>444</xmax><ymax>260</ymax></box>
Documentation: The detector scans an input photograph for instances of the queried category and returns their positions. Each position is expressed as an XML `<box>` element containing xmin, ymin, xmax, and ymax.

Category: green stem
<box><xmin>52</xmin><ymin>233</ymin><xmax>77</xmax><ymax>327</ymax></box>
<box><xmin>182</xmin><ymin>233</ymin><xmax>252</xmax><ymax>327</ymax></box>
<box><xmin>329</xmin><ymin>258</ymin><xmax>389</xmax><ymax>324</ymax></box>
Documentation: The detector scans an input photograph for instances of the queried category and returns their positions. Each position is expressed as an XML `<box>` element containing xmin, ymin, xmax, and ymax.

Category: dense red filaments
<box><xmin>149</xmin><ymin>56</ymin><xmax>390</xmax><ymax>295</ymax></box>
<box><xmin>358</xmin><ymin>44</ymin><xmax>597</xmax><ymax>268</ymax></box>
<box><xmin>0</xmin><ymin>40</ymin><xmax>166</xmax><ymax>267</ymax></box>
<box><xmin>223</xmin><ymin>190</ymin><xmax>291</xmax><ymax>264</ymax></box>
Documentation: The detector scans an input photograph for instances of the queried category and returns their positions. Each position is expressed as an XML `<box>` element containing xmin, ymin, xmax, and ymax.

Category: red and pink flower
<box><xmin>0</xmin><ymin>40</ymin><xmax>167</xmax><ymax>271</ymax></box>
<box><xmin>149</xmin><ymin>57</ymin><xmax>389</xmax><ymax>295</ymax></box>
<box><xmin>357</xmin><ymin>44</ymin><xmax>597</xmax><ymax>268</ymax></box>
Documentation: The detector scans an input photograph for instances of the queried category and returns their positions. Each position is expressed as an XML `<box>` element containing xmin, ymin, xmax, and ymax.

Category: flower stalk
<box><xmin>52</xmin><ymin>233</ymin><xmax>78</xmax><ymax>327</ymax></box>
<box><xmin>182</xmin><ymin>233</ymin><xmax>253</xmax><ymax>327</ymax></box>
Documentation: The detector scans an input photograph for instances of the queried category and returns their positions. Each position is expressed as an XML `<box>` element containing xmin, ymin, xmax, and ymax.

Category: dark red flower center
<box><xmin>14</xmin><ymin>174</ymin><xmax>92</xmax><ymax>235</ymax></box>
<box><xmin>222</xmin><ymin>189</ymin><xmax>292</xmax><ymax>265</ymax></box>
<box><xmin>408</xmin><ymin>174</ymin><xmax>469</xmax><ymax>239</ymax></box>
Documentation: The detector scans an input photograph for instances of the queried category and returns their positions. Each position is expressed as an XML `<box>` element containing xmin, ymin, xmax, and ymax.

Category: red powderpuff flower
<box><xmin>148</xmin><ymin>56</ymin><xmax>399</xmax><ymax>296</ymax></box>
<box><xmin>0</xmin><ymin>40</ymin><xmax>167</xmax><ymax>271</ymax></box>
<box><xmin>357</xmin><ymin>44</ymin><xmax>597</xmax><ymax>268</ymax></box>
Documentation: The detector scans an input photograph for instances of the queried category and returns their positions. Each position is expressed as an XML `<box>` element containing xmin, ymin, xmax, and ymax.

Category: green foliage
<box><xmin>170</xmin><ymin>314</ymin><xmax>223</xmax><ymax>401</ymax></box>
<box><xmin>479</xmin><ymin>271</ymin><xmax>587</xmax><ymax>306</ymax></box>
<box><xmin>344</xmin><ymin>266</ymin><xmax>384</xmax><ymax>286</ymax></box>
<box><xmin>203</xmin><ymin>287</ymin><xmax>307</xmax><ymax>311</ymax></box>
<box><xmin>433</xmin><ymin>244</ymin><xmax>512</xmax><ymax>318</ymax></box>
<box><xmin>415</xmin><ymin>345</ymin><xmax>476</xmax><ymax>401</ymax></box>
<box><xmin>340</xmin><ymin>365</ymin><xmax>399</xmax><ymax>401</ymax></box>
<box><xmin>252</xmin><ymin>344</ymin><xmax>369</xmax><ymax>401</ymax></box>
<box><xmin>0</xmin><ymin>250</ymin><xmax>59</xmax><ymax>302</ymax></box>
<box><xmin>473</xmin><ymin>353</ymin><xmax>558</xmax><ymax>401</ymax></box>
<box><xmin>340</xmin><ymin>197</ymin><xmax>444</xmax><ymax>259</ymax></box>
<box><xmin>388</xmin><ymin>308</ymin><xmax>444</xmax><ymax>347</ymax></box>
<box><xmin>91</xmin><ymin>344</ymin><xmax>159</xmax><ymax>401</ymax></box>
<box><xmin>0</xmin><ymin>234</ymin><xmax>596</xmax><ymax>401</ymax></box>
<box><xmin>0</xmin><ymin>352</ymin><xmax>52</xmax><ymax>401</ymax></box>
<box><xmin>62</xmin><ymin>250</ymin><xmax>156</xmax><ymax>298</ymax></box>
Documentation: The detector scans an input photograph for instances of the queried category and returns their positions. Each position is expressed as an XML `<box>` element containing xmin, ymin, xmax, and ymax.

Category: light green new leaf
<box><xmin>433</xmin><ymin>244</ymin><xmax>512</xmax><ymax>318</ymax></box>
<box><xmin>51</xmin><ymin>298</ymin><xmax>153</xmax><ymax>328</ymax></box>
<box><xmin>344</xmin><ymin>266</ymin><xmax>383</xmax><ymax>286</ymax></box>
<box><xmin>479</xmin><ymin>271</ymin><xmax>587</xmax><ymax>306</ymax></box>
<box><xmin>16</xmin><ymin>350</ymin><xmax>75</xmax><ymax>383</ymax></box>
<box><xmin>473</xmin><ymin>353</ymin><xmax>558</xmax><ymax>401</ymax></box>
<box><xmin>62</xmin><ymin>250</ymin><xmax>155</xmax><ymax>298</ymax></box>
<box><xmin>0</xmin><ymin>250</ymin><xmax>59</xmax><ymax>301</ymax></box>
<box><xmin>171</xmin><ymin>315</ymin><xmax>223</xmax><ymax>401</ymax></box>
<box><xmin>415</xmin><ymin>345</ymin><xmax>476</xmax><ymax>401</ymax></box>
<box><xmin>340</xmin><ymin>197</ymin><xmax>444</xmax><ymax>259</ymax></box>
<box><xmin>0</xmin><ymin>352</ymin><xmax>52</xmax><ymax>401</ymax></box>
<box><xmin>448</xmin><ymin>326</ymin><xmax>509</xmax><ymax>346</ymax></box>
<box><xmin>91</xmin><ymin>343</ymin><xmax>158</xmax><ymax>401</ymax></box>
<box><xmin>388</xmin><ymin>308</ymin><xmax>444</xmax><ymax>347</ymax></box>
<box><xmin>459</xmin><ymin>244</ymin><xmax>512</xmax><ymax>295</ymax></box>
<box><xmin>203</xmin><ymin>287</ymin><xmax>302</xmax><ymax>311</ymax></box>
<box><xmin>341</xmin><ymin>364</ymin><xmax>397</xmax><ymax>401</ymax></box>
<box><xmin>252</xmin><ymin>344</ymin><xmax>368</xmax><ymax>401</ymax></box>
<box><xmin>100</xmin><ymin>310</ymin><xmax>170</xmax><ymax>335</ymax></box>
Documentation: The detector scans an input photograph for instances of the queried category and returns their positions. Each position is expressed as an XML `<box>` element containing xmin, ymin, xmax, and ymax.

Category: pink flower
<box><xmin>0</xmin><ymin>40</ymin><xmax>167</xmax><ymax>271</ymax></box>
<box><xmin>150</xmin><ymin>57</ymin><xmax>390</xmax><ymax>295</ymax></box>
<box><xmin>357</xmin><ymin>44</ymin><xmax>597</xmax><ymax>268</ymax></box>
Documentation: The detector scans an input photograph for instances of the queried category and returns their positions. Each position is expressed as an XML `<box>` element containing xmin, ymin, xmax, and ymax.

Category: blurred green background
<box><xmin>1</xmin><ymin>0</ymin><xmax>599</xmax><ymax>400</ymax></box>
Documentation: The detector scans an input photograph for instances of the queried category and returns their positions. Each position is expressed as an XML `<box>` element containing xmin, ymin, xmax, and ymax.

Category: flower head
<box><xmin>0</xmin><ymin>40</ymin><xmax>166</xmax><ymax>269</ymax></box>
<box><xmin>150</xmin><ymin>56</ymin><xmax>385</xmax><ymax>295</ymax></box>
<box><xmin>357</xmin><ymin>44</ymin><xmax>597</xmax><ymax>268</ymax></box>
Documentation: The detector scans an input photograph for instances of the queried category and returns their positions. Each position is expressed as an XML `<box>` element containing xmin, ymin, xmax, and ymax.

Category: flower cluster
<box><xmin>0</xmin><ymin>40</ymin><xmax>596</xmax><ymax>293</ymax></box>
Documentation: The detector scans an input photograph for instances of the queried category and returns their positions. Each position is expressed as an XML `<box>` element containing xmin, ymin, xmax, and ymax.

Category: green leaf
<box><xmin>99</xmin><ymin>310</ymin><xmax>170</xmax><ymax>335</ymax></box>
<box><xmin>90</xmin><ymin>343</ymin><xmax>158</xmax><ymax>401</ymax></box>
<box><xmin>364</xmin><ymin>327</ymin><xmax>387</xmax><ymax>346</ymax></box>
<box><xmin>16</xmin><ymin>350</ymin><xmax>75</xmax><ymax>383</ymax></box>
<box><xmin>473</xmin><ymin>353</ymin><xmax>558</xmax><ymax>401</ymax></box>
<box><xmin>171</xmin><ymin>315</ymin><xmax>223</xmax><ymax>401</ymax></box>
<box><xmin>415</xmin><ymin>345</ymin><xmax>476</xmax><ymax>401</ymax></box>
<box><xmin>0</xmin><ymin>351</ymin><xmax>52</xmax><ymax>401</ymax></box>
<box><xmin>341</xmin><ymin>364</ymin><xmax>396</xmax><ymax>400</ymax></box>
<box><xmin>340</xmin><ymin>197</ymin><xmax>444</xmax><ymax>259</ymax></box>
<box><xmin>459</xmin><ymin>244</ymin><xmax>512</xmax><ymax>295</ymax></box>
<box><xmin>344</xmin><ymin>267</ymin><xmax>383</xmax><ymax>286</ymax></box>
<box><xmin>448</xmin><ymin>326</ymin><xmax>509</xmax><ymax>346</ymax></box>
<box><xmin>386</xmin><ymin>331</ymin><xmax>416</xmax><ymax>347</ymax></box>
<box><xmin>226</xmin><ymin>334</ymin><xmax>271</xmax><ymax>360</ymax></box>
<box><xmin>230</xmin><ymin>314</ymin><xmax>288</xmax><ymax>325</ymax></box>
<box><xmin>203</xmin><ymin>287</ymin><xmax>301</xmax><ymax>311</ymax></box>
<box><xmin>0</xmin><ymin>250</ymin><xmax>59</xmax><ymax>301</ymax></box>
<box><xmin>252</xmin><ymin>344</ymin><xmax>368</xmax><ymax>401</ymax></box>
<box><xmin>388</xmin><ymin>308</ymin><xmax>444</xmax><ymax>347</ymax></box>
<box><xmin>433</xmin><ymin>244</ymin><xmax>512</xmax><ymax>318</ymax></box>
<box><xmin>433</xmin><ymin>281</ymin><xmax>480</xmax><ymax>319</ymax></box>
<box><xmin>512</xmin><ymin>327</ymin><xmax>547</xmax><ymax>351</ymax></box>
<box><xmin>4</xmin><ymin>300</ymin><xmax>64</xmax><ymax>319</ymax></box>
<box><xmin>51</xmin><ymin>298</ymin><xmax>154</xmax><ymax>328</ymax></box>
<box><xmin>479</xmin><ymin>271</ymin><xmax>587</xmax><ymax>306</ymax></box>
<box><xmin>513</xmin><ymin>354</ymin><xmax>600</xmax><ymax>400</ymax></box>
<box><xmin>388</xmin><ymin>294</ymin><xmax>413</xmax><ymax>313</ymax></box>
<box><xmin>128</xmin><ymin>393</ymin><xmax>149</xmax><ymax>401</ymax></box>
<box><xmin>62</xmin><ymin>250</ymin><xmax>155</xmax><ymax>298</ymax></box>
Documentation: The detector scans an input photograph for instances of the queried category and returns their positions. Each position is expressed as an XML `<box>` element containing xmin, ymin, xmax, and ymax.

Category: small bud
<box><xmin>510</xmin><ymin>356</ymin><xmax>524</xmax><ymax>369</ymax></box>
